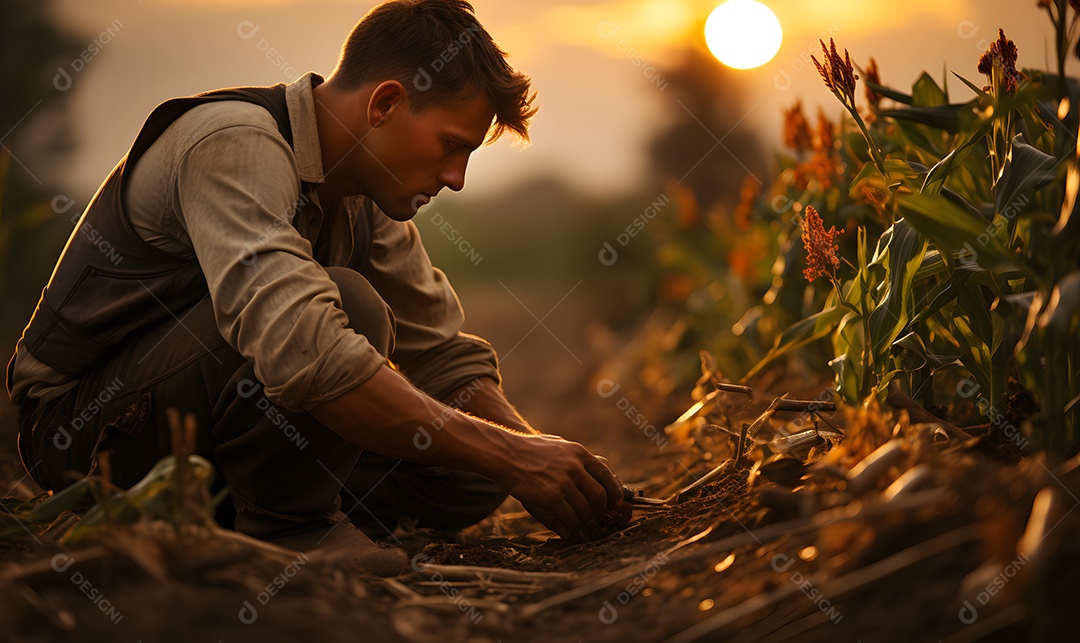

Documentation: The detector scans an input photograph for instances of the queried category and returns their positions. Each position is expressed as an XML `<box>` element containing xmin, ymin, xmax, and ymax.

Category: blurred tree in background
<box><xmin>594</xmin><ymin>41</ymin><xmax>769</xmax><ymax>398</ymax></box>
<box><xmin>0</xmin><ymin>0</ymin><xmax>83</xmax><ymax>359</ymax></box>
<box><xmin>649</xmin><ymin>45</ymin><xmax>766</xmax><ymax>215</ymax></box>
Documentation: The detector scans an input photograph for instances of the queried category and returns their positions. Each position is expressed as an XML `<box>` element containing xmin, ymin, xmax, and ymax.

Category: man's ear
<box><xmin>367</xmin><ymin>80</ymin><xmax>407</xmax><ymax>128</ymax></box>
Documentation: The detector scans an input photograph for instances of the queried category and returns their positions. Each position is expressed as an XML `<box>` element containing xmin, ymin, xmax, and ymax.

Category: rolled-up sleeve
<box><xmin>360</xmin><ymin>209</ymin><xmax>500</xmax><ymax>401</ymax></box>
<box><xmin>177</xmin><ymin>125</ymin><xmax>385</xmax><ymax>412</ymax></box>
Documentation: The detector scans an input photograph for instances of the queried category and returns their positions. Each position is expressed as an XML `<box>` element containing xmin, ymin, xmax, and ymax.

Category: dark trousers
<box><xmin>14</xmin><ymin>267</ymin><xmax>505</xmax><ymax>537</ymax></box>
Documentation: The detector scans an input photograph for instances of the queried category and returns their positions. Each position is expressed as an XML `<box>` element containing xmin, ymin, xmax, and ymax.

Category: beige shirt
<box><xmin>10</xmin><ymin>72</ymin><xmax>498</xmax><ymax>412</ymax></box>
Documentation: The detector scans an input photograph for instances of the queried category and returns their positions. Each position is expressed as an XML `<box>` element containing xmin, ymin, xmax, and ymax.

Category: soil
<box><xmin>1</xmin><ymin>288</ymin><xmax>1078</xmax><ymax>642</ymax></box>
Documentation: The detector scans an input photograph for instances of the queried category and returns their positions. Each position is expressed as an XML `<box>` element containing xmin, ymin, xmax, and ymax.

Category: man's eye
<box><xmin>443</xmin><ymin>140</ymin><xmax>455</xmax><ymax>152</ymax></box>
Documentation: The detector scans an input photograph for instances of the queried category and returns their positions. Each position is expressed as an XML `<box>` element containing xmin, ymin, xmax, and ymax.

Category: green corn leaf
<box><xmin>994</xmin><ymin>133</ymin><xmax>1060</xmax><ymax>215</ymax></box>
<box><xmin>857</xmin><ymin>226</ymin><xmax>869</xmax><ymax>277</ymax></box>
<box><xmin>1039</xmin><ymin>273</ymin><xmax>1080</xmax><ymax>337</ymax></box>
<box><xmin>941</xmin><ymin>187</ymin><xmax>991</xmax><ymax>221</ymax></box>
<box><xmin>833</xmin><ymin>310</ymin><xmax>868</xmax><ymax>402</ymax></box>
<box><xmin>0</xmin><ymin>491</ymin><xmax>51</xmax><ymax>516</ymax></box>
<box><xmin>1054</xmin><ymin>157</ymin><xmax>1079</xmax><ymax>236</ymax></box>
<box><xmin>894</xmin><ymin>330</ymin><xmax>961</xmax><ymax>369</ymax></box>
<box><xmin>971</xmin><ymin>270</ymin><xmax>1009</xmax><ymax>301</ymax></box>
<box><xmin>867</xmin><ymin>220</ymin><xmax>929</xmax><ymax>356</ymax></box>
<box><xmin>867</xmin><ymin>80</ymin><xmax>913</xmax><ymax>105</ymax></box>
<box><xmin>954</xmin><ymin>316</ymin><xmax>993</xmax><ymax>404</ymax></box>
<box><xmin>992</xmin><ymin>313</ymin><xmax>1006</xmax><ymax>363</ymax></box>
<box><xmin>998</xmin><ymin>290</ymin><xmax>1036</xmax><ymax>317</ymax></box>
<box><xmin>898</xmin><ymin>193</ymin><xmax>1037</xmax><ymax>280</ymax></box>
<box><xmin>22</xmin><ymin>478</ymin><xmax>93</xmax><ymax>523</ymax></box>
<box><xmin>893</xmin><ymin>331</ymin><xmax>930</xmax><ymax>371</ymax></box>
<box><xmin>849</xmin><ymin>159</ymin><xmax>920</xmax><ymax>194</ymax></box>
<box><xmin>745</xmin><ymin>305</ymin><xmax>847</xmax><ymax>381</ymax></box>
<box><xmin>829</xmin><ymin>353</ymin><xmax>855</xmax><ymax>403</ymax></box>
<box><xmin>911</xmin><ymin>250</ymin><xmax>946</xmax><ymax>282</ymax></box>
<box><xmin>910</xmin><ymin>264</ymin><xmax>974</xmax><ymax>326</ymax></box>
<box><xmin>958</xmin><ymin>283</ymin><xmax>995</xmax><ymax>353</ymax></box>
<box><xmin>912</xmin><ymin>72</ymin><xmax>948</xmax><ymax>107</ymax></box>
<box><xmin>926</xmin><ymin>313</ymin><xmax>961</xmax><ymax>347</ymax></box>
<box><xmin>849</xmin><ymin>161</ymin><xmax>884</xmax><ymax>195</ymax></box>
<box><xmin>952</xmin><ymin>72</ymin><xmax>992</xmax><ymax>102</ymax></box>
<box><xmin>894</xmin><ymin>119</ymin><xmax>947</xmax><ymax>160</ymax></box>
<box><xmin>922</xmin><ymin>118</ymin><xmax>994</xmax><ymax>195</ymax></box>
<box><xmin>879</xmin><ymin>104</ymin><xmax>968</xmax><ymax>134</ymax></box>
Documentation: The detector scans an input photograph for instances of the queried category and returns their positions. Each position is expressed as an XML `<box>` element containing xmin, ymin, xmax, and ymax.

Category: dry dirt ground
<box><xmin>1</xmin><ymin>289</ymin><xmax>1078</xmax><ymax>642</ymax></box>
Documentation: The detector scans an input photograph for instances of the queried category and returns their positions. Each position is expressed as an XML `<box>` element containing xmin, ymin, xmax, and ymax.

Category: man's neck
<box><xmin>311</xmin><ymin>80</ymin><xmax>370</xmax><ymax>202</ymax></box>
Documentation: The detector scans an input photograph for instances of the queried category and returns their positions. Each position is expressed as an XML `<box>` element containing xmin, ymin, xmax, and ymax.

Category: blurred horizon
<box><xmin>15</xmin><ymin>0</ymin><xmax>1074</xmax><ymax>206</ymax></box>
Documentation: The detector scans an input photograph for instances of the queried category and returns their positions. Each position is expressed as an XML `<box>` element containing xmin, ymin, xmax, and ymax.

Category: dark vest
<box><xmin>11</xmin><ymin>82</ymin><xmax>339</xmax><ymax>383</ymax></box>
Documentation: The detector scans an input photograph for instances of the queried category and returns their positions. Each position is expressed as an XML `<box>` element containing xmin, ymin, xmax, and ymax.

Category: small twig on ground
<box><xmin>746</xmin><ymin>395</ymin><xmax>786</xmax><ymax>442</ymax></box>
<box><xmin>395</xmin><ymin>594</ymin><xmax>513</xmax><ymax>613</ymax></box>
<box><xmin>846</xmin><ymin>440</ymin><xmax>908</xmax><ymax>494</ymax></box>
<box><xmin>629</xmin><ymin>460</ymin><xmax>734</xmax><ymax>506</ymax></box>
<box><xmin>414</xmin><ymin>579</ymin><xmax>541</xmax><ymax>594</ymax></box>
<box><xmin>2</xmin><ymin>546</ymin><xmax>110</xmax><ymax>584</ymax></box>
<box><xmin>413</xmin><ymin>563</ymin><xmax>576</xmax><ymax>584</ymax></box>
<box><xmin>207</xmin><ymin>525</ymin><xmax>304</xmax><ymax>564</ymax></box>
<box><xmin>715</xmin><ymin>382</ymin><xmax>754</xmax><ymax>399</ymax></box>
<box><xmin>735</xmin><ymin>423</ymin><xmax>749</xmax><ymax>468</ymax></box>
<box><xmin>772</xmin><ymin>399</ymin><xmax>837</xmax><ymax>413</ymax></box>
<box><xmin>381</xmin><ymin>577</ymin><xmax>423</xmax><ymax>601</ymax></box>
<box><xmin>664</xmin><ymin>390</ymin><xmax>722</xmax><ymax>436</ymax></box>
<box><xmin>813</xmin><ymin>412</ymin><xmax>845</xmax><ymax>436</ymax></box>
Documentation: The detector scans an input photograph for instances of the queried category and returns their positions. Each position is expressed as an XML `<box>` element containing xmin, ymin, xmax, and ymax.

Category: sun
<box><xmin>704</xmin><ymin>0</ymin><xmax>783</xmax><ymax>70</ymax></box>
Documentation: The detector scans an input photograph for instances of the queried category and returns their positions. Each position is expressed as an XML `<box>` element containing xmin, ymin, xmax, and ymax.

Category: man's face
<box><xmin>360</xmin><ymin>90</ymin><xmax>495</xmax><ymax>221</ymax></box>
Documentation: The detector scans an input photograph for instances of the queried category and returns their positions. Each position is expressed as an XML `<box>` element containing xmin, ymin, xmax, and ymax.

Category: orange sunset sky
<box><xmin>30</xmin><ymin>0</ymin><xmax>1073</xmax><ymax>204</ymax></box>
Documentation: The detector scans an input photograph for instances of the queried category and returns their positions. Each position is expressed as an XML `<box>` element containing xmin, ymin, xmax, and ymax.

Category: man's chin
<box><xmin>386</xmin><ymin>209</ymin><xmax>418</xmax><ymax>222</ymax></box>
<box><xmin>372</xmin><ymin>198</ymin><xmax>419</xmax><ymax>222</ymax></box>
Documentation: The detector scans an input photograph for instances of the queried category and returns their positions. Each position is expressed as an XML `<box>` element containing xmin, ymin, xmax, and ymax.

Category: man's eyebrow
<box><xmin>448</xmin><ymin>133</ymin><xmax>482</xmax><ymax>152</ymax></box>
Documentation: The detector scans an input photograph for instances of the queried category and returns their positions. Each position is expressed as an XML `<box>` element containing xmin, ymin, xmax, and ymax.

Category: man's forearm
<box><xmin>443</xmin><ymin>377</ymin><xmax>539</xmax><ymax>436</ymax></box>
<box><xmin>308</xmin><ymin>365</ymin><xmax>519</xmax><ymax>483</ymax></box>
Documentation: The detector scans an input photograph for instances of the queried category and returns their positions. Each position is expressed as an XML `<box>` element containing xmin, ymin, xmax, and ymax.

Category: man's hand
<box><xmin>496</xmin><ymin>434</ymin><xmax>631</xmax><ymax>541</ymax></box>
<box><xmin>443</xmin><ymin>378</ymin><xmax>630</xmax><ymax>540</ymax></box>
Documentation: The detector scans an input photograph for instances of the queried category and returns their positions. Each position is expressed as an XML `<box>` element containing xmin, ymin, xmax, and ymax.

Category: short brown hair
<box><xmin>332</xmin><ymin>0</ymin><xmax>537</xmax><ymax>143</ymax></box>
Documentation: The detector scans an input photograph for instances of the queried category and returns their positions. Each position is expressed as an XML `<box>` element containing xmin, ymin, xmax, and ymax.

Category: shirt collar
<box><xmin>286</xmin><ymin>72</ymin><xmax>326</xmax><ymax>190</ymax></box>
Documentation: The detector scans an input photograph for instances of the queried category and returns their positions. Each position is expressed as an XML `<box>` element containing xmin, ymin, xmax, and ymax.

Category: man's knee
<box><xmin>323</xmin><ymin>267</ymin><xmax>395</xmax><ymax>357</ymax></box>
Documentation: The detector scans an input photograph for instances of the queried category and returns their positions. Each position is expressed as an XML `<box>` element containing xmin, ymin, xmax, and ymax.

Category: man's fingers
<box><xmin>512</xmin><ymin>438</ymin><xmax>632</xmax><ymax>541</ymax></box>
<box><xmin>525</xmin><ymin>504</ymin><xmax>570</xmax><ymax>540</ymax></box>
<box><xmin>576</xmin><ymin>471</ymin><xmax>611</xmax><ymax>525</ymax></box>
<box><xmin>537</xmin><ymin>485</ymin><xmax>589</xmax><ymax>540</ymax></box>
<box><xmin>539</xmin><ymin>481</ymin><xmax>603</xmax><ymax>541</ymax></box>
<box><xmin>585</xmin><ymin>455</ymin><xmax>627</xmax><ymax>512</ymax></box>
<box><xmin>563</xmin><ymin>485</ymin><xmax>597</xmax><ymax>537</ymax></box>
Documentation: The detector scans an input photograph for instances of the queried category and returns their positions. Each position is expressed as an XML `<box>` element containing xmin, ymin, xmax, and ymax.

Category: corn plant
<box><xmin>744</xmin><ymin>9</ymin><xmax>1080</xmax><ymax>456</ymax></box>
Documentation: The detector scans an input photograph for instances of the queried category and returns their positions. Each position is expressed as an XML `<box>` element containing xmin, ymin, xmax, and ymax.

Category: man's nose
<box><xmin>438</xmin><ymin>156</ymin><xmax>468</xmax><ymax>192</ymax></box>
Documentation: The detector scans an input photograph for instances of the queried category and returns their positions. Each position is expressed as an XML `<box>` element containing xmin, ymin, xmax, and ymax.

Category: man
<box><xmin>7</xmin><ymin>0</ymin><xmax>629</xmax><ymax>575</ymax></box>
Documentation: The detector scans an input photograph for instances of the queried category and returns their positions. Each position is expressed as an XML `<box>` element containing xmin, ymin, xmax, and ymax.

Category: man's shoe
<box><xmin>235</xmin><ymin>510</ymin><xmax>408</xmax><ymax>577</ymax></box>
